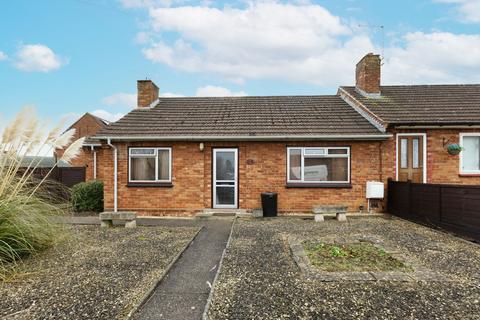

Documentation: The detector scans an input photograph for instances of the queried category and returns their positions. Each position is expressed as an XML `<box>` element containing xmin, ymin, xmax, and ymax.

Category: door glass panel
<box><xmin>216</xmin><ymin>186</ymin><xmax>234</xmax><ymax>205</ymax></box>
<box><xmin>400</xmin><ymin>138</ymin><xmax>408</xmax><ymax>168</ymax></box>
<box><xmin>412</xmin><ymin>138</ymin><xmax>419</xmax><ymax>168</ymax></box>
<box><xmin>216</xmin><ymin>152</ymin><xmax>235</xmax><ymax>180</ymax></box>
<box><xmin>463</xmin><ymin>136</ymin><xmax>480</xmax><ymax>171</ymax></box>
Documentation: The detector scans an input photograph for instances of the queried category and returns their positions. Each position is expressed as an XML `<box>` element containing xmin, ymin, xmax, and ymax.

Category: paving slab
<box><xmin>133</xmin><ymin>219</ymin><xmax>233</xmax><ymax>320</ymax></box>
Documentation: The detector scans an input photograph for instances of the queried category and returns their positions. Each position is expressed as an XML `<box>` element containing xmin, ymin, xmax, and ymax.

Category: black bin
<box><xmin>261</xmin><ymin>192</ymin><xmax>278</xmax><ymax>217</ymax></box>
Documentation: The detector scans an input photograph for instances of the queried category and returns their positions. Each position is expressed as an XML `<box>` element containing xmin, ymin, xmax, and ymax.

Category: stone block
<box><xmin>313</xmin><ymin>205</ymin><xmax>348</xmax><ymax>214</ymax></box>
<box><xmin>125</xmin><ymin>220</ymin><xmax>137</xmax><ymax>228</ymax></box>
<box><xmin>100</xmin><ymin>220</ymin><xmax>113</xmax><ymax>228</ymax></box>
<box><xmin>336</xmin><ymin>212</ymin><xmax>347</xmax><ymax>222</ymax></box>
<box><xmin>314</xmin><ymin>214</ymin><xmax>324</xmax><ymax>222</ymax></box>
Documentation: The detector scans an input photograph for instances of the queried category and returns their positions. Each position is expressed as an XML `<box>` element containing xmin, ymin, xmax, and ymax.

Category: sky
<box><xmin>0</xmin><ymin>0</ymin><xmax>479</xmax><ymax>126</ymax></box>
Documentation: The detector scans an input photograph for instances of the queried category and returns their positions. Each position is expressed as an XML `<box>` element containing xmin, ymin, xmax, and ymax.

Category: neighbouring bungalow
<box><xmin>86</xmin><ymin>53</ymin><xmax>480</xmax><ymax>216</ymax></box>
<box><xmin>55</xmin><ymin>112</ymin><xmax>109</xmax><ymax>181</ymax></box>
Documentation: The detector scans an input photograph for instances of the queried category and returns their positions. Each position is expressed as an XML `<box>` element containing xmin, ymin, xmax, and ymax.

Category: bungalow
<box><xmin>89</xmin><ymin>53</ymin><xmax>480</xmax><ymax>215</ymax></box>
<box><xmin>56</xmin><ymin>112</ymin><xmax>109</xmax><ymax>181</ymax></box>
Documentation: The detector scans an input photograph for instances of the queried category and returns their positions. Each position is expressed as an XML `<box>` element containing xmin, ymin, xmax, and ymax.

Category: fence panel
<box><xmin>388</xmin><ymin>179</ymin><xmax>480</xmax><ymax>241</ymax></box>
<box><xmin>58</xmin><ymin>167</ymin><xmax>86</xmax><ymax>187</ymax></box>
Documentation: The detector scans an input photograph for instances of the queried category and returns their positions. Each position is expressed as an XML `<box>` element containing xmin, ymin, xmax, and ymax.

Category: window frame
<box><xmin>286</xmin><ymin>147</ymin><xmax>351</xmax><ymax>184</ymax></box>
<box><xmin>128</xmin><ymin>147</ymin><xmax>172</xmax><ymax>183</ymax></box>
<box><xmin>459</xmin><ymin>133</ymin><xmax>480</xmax><ymax>174</ymax></box>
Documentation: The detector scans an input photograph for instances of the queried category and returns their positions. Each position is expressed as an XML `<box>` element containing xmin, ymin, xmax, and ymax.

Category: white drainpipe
<box><xmin>90</xmin><ymin>146</ymin><xmax>97</xmax><ymax>180</ymax></box>
<box><xmin>107</xmin><ymin>138</ymin><xmax>118</xmax><ymax>212</ymax></box>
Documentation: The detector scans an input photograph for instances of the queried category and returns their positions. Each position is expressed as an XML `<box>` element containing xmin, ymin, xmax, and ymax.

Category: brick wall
<box><xmin>98</xmin><ymin>140</ymin><xmax>384</xmax><ymax>215</ymax></box>
<box><xmin>54</xmin><ymin>113</ymin><xmax>105</xmax><ymax>178</ymax></box>
<box><xmin>384</xmin><ymin>129</ymin><xmax>480</xmax><ymax>185</ymax></box>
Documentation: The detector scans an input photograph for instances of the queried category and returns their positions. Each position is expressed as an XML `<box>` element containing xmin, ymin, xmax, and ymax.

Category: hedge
<box><xmin>71</xmin><ymin>180</ymin><xmax>104</xmax><ymax>212</ymax></box>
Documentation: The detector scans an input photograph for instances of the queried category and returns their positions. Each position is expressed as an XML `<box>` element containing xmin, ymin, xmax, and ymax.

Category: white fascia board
<box><xmin>94</xmin><ymin>134</ymin><xmax>392</xmax><ymax>141</ymax></box>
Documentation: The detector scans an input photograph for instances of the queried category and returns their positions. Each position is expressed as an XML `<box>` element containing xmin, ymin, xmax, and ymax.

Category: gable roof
<box><xmin>67</xmin><ymin>112</ymin><xmax>109</xmax><ymax>132</ymax></box>
<box><xmin>340</xmin><ymin>84</ymin><xmax>480</xmax><ymax>127</ymax></box>
<box><xmin>95</xmin><ymin>95</ymin><xmax>389</xmax><ymax>140</ymax></box>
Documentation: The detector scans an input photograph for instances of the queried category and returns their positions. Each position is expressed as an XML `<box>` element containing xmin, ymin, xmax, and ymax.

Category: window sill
<box><xmin>286</xmin><ymin>183</ymin><xmax>352</xmax><ymax>189</ymax></box>
<box><xmin>459</xmin><ymin>173</ymin><xmax>480</xmax><ymax>177</ymax></box>
<box><xmin>127</xmin><ymin>182</ymin><xmax>173</xmax><ymax>188</ymax></box>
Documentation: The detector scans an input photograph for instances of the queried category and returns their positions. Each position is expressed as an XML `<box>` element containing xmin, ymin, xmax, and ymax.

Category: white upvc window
<box><xmin>287</xmin><ymin>147</ymin><xmax>350</xmax><ymax>184</ymax></box>
<box><xmin>460</xmin><ymin>133</ymin><xmax>480</xmax><ymax>174</ymax></box>
<box><xmin>129</xmin><ymin>147</ymin><xmax>172</xmax><ymax>183</ymax></box>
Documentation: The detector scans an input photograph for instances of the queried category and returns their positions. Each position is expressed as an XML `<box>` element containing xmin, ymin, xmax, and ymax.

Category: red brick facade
<box><xmin>389</xmin><ymin>129</ymin><xmax>480</xmax><ymax>185</ymax></box>
<box><xmin>55</xmin><ymin>113</ymin><xmax>106</xmax><ymax>180</ymax></box>
<box><xmin>96</xmin><ymin>140</ymin><xmax>384</xmax><ymax>215</ymax></box>
<box><xmin>91</xmin><ymin>128</ymin><xmax>480</xmax><ymax>216</ymax></box>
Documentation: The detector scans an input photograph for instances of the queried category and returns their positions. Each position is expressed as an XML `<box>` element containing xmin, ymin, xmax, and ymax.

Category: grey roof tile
<box><xmin>96</xmin><ymin>95</ymin><xmax>384</xmax><ymax>138</ymax></box>
<box><xmin>341</xmin><ymin>84</ymin><xmax>480</xmax><ymax>125</ymax></box>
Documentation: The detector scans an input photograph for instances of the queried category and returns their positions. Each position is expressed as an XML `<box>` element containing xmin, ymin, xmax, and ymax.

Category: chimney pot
<box><xmin>137</xmin><ymin>80</ymin><xmax>159</xmax><ymax>108</ymax></box>
<box><xmin>355</xmin><ymin>53</ymin><xmax>381</xmax><ymax>97</ymax></box>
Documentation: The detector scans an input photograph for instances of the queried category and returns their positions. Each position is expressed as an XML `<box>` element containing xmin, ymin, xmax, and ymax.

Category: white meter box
<box><xmin>366</xmin><ymin>181</ymin><xmax>384</xmax><ymax>199</ymax></box>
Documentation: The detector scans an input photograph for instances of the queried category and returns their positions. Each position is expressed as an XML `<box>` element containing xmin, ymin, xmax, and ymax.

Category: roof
<box><xmin>83</xmin><ymin>137</ymin><xmax>102</xmax><ymax>147</ymax></box>
<box><xmin>95</xmin><ymin>95</ymin><xmax>387</xmax><ymax>140</ymax></box>
<box><xmin>66</xmin><ymin>112</ymin><xmax>109</xmax><ymax>132</ymax></box>
<box><xmin>341</xmin><ymin>85</ymin><xmax>480</xmax><ymax>126</ymax></box>
<box><xmin>20</xmin><ymin>156</ymin><xmax>71</xmax><ymax>168</ymax></box>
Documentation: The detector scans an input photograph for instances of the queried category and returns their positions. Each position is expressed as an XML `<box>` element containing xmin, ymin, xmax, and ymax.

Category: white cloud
<box><xmin>383</xmin><ymin>32</ymin><xmax>480</xmax><ymax>84</ymax></box>
<box><xmin>195</xmin><ymin>85</ymin><xmax>246</xmax><ymax>97</ymax></box>
<box><xmin>90</xmin><ymin>109</ymin><xmax>125</xmax><ymax>122</ymax></box>
<box><xmin>120</xmin><ymin>0</ymin><xmax>185</xmax><ymax>8</ymax></box>
<box><xmin>135</xmin><ymin>1</ymin><xmax>480</xmax><ymax>86</ymax></box>
<box><xmin>102</xmin><ymin>92</ymin><xmax>137</xmax><ymax>107</ymax></box>
<box><xmin>436</xmin><ymin>0</ymin><xmax>480</xmax><ymax>23</ymax></box>
<box><xmin>0</xmin><ymin>51</ymin><xmax>7</xmax><ymax>60</ymax></box>
<box><xmin>14</xmin><ymin>44</ymin><xmax>67</xmax><ymax>72</ymax></box>
<box><xmin>141</xmin><ymin>2</ymin><xmax>373</xmax><ymax>86</ymax></box>
<box><xmin>160</xmin><ymin>92</ymin><xmax>184</xmax><ymax>97</ymax></box>
<box><xmin>135</xmin><ymin>31</ymin><xmax>151</xmax><ymax>44</ymax></box>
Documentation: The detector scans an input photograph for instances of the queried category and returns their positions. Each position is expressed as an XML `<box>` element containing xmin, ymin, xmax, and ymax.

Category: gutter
<box><xmin>94</xmin><ymin>134</ymin><xmax>392</xmax><ymax>141</ymax></box>
<box><xmin>394</xmin><ymin>124</ymin><xmax>480</xmax><ymax>129</ymax></box>
<box><xmin>106</xmin><ymin>138</ymin><xmax>118</xmax><ymax>212</ymax></box>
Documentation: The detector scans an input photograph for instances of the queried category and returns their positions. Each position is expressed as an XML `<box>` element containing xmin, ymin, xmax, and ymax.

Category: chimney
<box><xmin>137</xmin><ymin>80</ymin><xmax>159</xmax><ymax>108</ymax></box>
<box><xmin>355</xmin><ymin>53</ymin><xmax>381</xmax><ymax>97</ymax></box>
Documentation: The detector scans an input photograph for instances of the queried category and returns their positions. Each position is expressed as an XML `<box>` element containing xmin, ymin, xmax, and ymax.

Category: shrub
<box><xmin>71</xmin><ymin>180</ymin><xmax>104</xmax><ymax>212</ymax></box>
<box><xmin>0</xmin><ymin>107</ymin><xmax>85</xmax><ymax>279</ymax></box>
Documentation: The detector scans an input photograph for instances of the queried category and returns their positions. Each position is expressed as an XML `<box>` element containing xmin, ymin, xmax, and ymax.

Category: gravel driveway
<box><xmin>0</xmin><ymin>225</ymin><xmax>199</xmax><ymax>320</ymax></box>
<box><xmin>207</xmin><ymin>217</ymin><xmax>480</xmax><ymax>320</ymax></box>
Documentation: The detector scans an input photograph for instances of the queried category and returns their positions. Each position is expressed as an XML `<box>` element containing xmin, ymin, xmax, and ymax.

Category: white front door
<box><xmin>213</xmin><ymin>148</ymin><xmax>238</xmax><ymax>208</ymax></box>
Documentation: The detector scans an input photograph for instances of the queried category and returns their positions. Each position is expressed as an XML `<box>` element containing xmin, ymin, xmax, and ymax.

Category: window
<box><xmin>129</xmin><ymin>147</ymin><xmax>172</xmax><ymax>183</ymax></box>
<box><xmin>287</xmin><ymin>147</ymin><xmax>350</xmax><ymax>184</ymax></box>
<box><xmin>460</xmin><ymin>134</ymin><xmax>480</xmax><ymax>174</ymax></box>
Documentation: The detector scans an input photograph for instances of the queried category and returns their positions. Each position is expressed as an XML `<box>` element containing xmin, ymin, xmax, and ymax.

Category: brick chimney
<box><xmin>137</xmin><ymin>80</ymin><xmax>159</xmax><ymax>108</ymax></box>
<box><xmin>355</xmin><ymin>53</ymin><xmax>381</xmax><ymax>97</ymax></box>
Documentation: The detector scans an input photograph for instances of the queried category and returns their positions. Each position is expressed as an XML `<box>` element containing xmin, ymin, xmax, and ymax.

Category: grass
<box><xmin>303</xmin><ymin>241</ymin><xmax>412</xmax><ymax>272</ymax></box>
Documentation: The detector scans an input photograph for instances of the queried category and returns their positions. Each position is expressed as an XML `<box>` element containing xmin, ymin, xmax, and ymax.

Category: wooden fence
<box><xmin>387</xmin><ymin>179</ymin><xmax>480</xmax><ymax>241</ymax></box>
<box><xmin>29</xmin><ymin>167</ymin><xmax>86</xmax><ymax>188</ymax></box>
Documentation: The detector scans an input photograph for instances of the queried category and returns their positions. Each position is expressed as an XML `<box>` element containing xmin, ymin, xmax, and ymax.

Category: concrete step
<box><xmin>197</xmin><ymin>208</ymin><xmax>249</xmax><ymax>218</ymax></box>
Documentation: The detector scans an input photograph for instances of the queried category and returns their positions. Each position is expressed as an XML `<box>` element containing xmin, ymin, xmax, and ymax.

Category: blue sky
<box><xmin>0</xmin><ymin>0</ymin><xmax>479</xmax><ymax>125</ymax></box>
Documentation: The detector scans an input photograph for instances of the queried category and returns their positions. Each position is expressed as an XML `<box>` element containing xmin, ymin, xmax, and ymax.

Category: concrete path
<box><xmin>132</xmin><ymin>218</ymin><xmax>233</xmax><ymax>320</ymax></box>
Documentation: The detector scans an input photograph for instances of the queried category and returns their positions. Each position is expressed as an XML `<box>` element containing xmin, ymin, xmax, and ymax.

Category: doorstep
<box><xmin>197</xmin><ymin>208</ymin><xmax>248</xmax><ymax>218</ymax></box>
